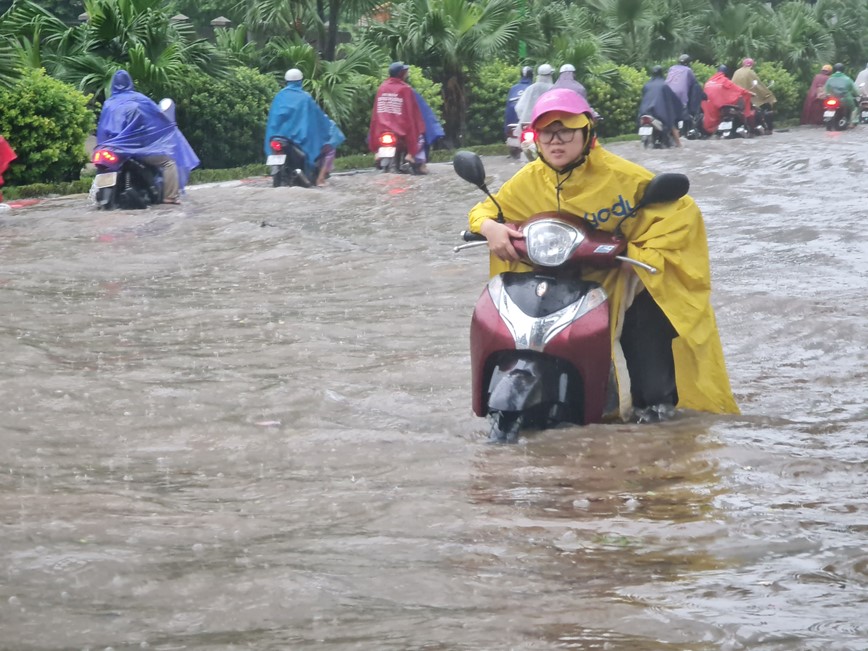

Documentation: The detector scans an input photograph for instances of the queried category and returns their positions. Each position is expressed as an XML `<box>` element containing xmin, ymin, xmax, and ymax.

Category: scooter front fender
<box><xmin>487</xmin><ymin>357</ymin><xmax>557</xmax><ymax>413</ymax></box>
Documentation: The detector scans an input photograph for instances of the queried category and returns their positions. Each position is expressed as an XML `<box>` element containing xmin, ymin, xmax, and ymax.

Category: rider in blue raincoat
<box><xmin>96</xmin><ymin>70</ymin><xmax>200</xmax><ymax>204</ymax></box>
<box><xmin>413</xmin><ymin>90</ymin><xmax>444</xmax><ymax>174</ymax></box>
<box><xmin>264</xmin><ymin>69</ymin><xmax>334</xmax><ymax>182</ymax></box>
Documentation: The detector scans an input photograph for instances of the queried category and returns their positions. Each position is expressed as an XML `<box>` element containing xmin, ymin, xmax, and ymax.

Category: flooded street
<box><xmin>1</xmin><ymin>125</ymin><xmax>867</xmax><ymax>650</ymax></box>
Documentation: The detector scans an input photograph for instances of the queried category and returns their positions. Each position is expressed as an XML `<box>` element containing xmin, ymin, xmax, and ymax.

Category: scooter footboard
<box><xmin>485</xmin><ymin>352</ymin><xmax>585</xmax><ymax>427</ymax></box>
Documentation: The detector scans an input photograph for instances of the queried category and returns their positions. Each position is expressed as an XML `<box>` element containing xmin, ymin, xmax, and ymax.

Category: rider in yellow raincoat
<box><xmin>468</xmin><ymin>88</ymin><xmax>738</xmax><ymax>421</ymax></box>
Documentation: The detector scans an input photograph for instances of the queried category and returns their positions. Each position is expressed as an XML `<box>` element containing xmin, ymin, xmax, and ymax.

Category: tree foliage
<box><xmin>0</xmin><ymin>68</ymin><xmax>93</xmax><ymax>184</ymax></box>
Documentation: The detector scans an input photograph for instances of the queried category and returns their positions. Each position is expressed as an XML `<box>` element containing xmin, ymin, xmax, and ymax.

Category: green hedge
<box><xmin>586</xmin><ymin>65</ymin><xmax>646</xmax><ymax>139</ymax></box>
<box><xmin>465</xmin><ymin>60</ymin><xmax>519</xmax><ymax>146</ymax></box>
<box><xmin>0</xmin><ymin>69</ymin><xmax>94</xmax><ymax>185</ymax></box>
<box><xmin>172</xmin><ymin>66</ymin><xmax>281</xmax><ymax>169</ymax></box>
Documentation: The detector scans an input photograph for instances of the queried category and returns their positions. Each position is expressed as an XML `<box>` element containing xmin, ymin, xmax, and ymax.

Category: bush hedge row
<box><xmin>2</xmin><ymin>60</ymin><xmax>805</xmax><ymax>190</ymax></box>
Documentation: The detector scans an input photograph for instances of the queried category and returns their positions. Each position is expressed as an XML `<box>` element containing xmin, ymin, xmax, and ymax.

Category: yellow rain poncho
<box><xmin>468</xmin><ymin>145</ymin><xmax>739</xmax><ymax>419</ymax></box>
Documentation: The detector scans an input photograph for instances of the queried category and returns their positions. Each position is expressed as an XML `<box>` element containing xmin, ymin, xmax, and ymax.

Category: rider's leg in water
<box><xmin>620</xmin><ymin>290</ymin><xmax>678</xmax><ymax>417</ymax></box>
<box><xmin>670</xmin><ymin>126</ymin><xmax>682</xmax><ymax>147</ymax></box>
<box><xmin>316</xmin><ymin>145</ymin><xmax>335</xmax><ymax>187</ymax></box>
<box><xmin>141</xmin><ymin>155</ymin><xmax>179</xmax><ymax>203</ymax></box>
<box><xmin>408</xmin><ymin>134</ymin><xmax>429</xmax><ymax>174</ymax></box>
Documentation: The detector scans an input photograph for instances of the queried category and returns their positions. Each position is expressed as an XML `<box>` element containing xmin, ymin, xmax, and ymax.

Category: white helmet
<box><xmin>559</xmin><ymin>64</ymin><xmax>576</xmax><ymax>73</ymax></box>
<box><xmin>537</xmin><ymin>63</ymin><xmax>553</xmax><ymax>76</ymax></box>
<box><xmin>284</xmin><ymin>68</ymin><xmax>303</xmax><ymax>82</ymax></box>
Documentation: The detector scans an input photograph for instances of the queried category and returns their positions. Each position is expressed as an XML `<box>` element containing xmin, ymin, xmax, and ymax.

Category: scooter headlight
<box><xmin>524</xmin><ymin>220</ymin><xmax>583</xmax><ymax>267</ymax></box>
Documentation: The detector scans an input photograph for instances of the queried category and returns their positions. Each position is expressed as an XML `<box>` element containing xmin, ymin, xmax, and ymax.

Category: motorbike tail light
<box><xmin>379</xmin><ymin>132</ymin><xmax>397</xmax><ymax>146</ymax></box>
<box><xmin>824</xmin><ymin>97</ymin><xmax>839</xmax><ymax>108</ymax></box>
<box><xmin>92</xmin><ymin>149</ymin><xmax>118</xmax><ymax>165</ymax></box>
<box><xmin>640</xmin><ymin>115</ymin><xmax>654</xmax><ymax>126</ymax></box>
<box><xmin>521</xmin><ymin>127</ymin><xmax>535</xmax><ymax>144</ymax></box>
<box><xmin>270</xmin><ymin>140</ymin><xmax>283</xmax><ymax>153</ymax></box>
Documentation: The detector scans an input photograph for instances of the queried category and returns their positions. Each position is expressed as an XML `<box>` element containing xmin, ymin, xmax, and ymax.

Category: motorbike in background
<box><xmin>638</xmin><ymin>114</ymin><xmax>674</xmax><ymax>149</ymax></box>
<box><xmin>92</xmin><ymin>149</ymin><xmax>164</xmax><ymax>209</ymax></box>
<box><xmin>823</xmin><ymin>96</ymin><xmax>850</xmax><ymax>131</ymax></box>
<box><xmin>267</xmin><ymin>136</ymin><xmax>314</xmax><ymax>188</ymax></box>
<box><xmin>716</xmin><ymin>99</ymin><xmax>748</xmax><ymax>138</ymax></box>
<box><xmin>858</xmin><ymin>84</ymin><xmax>868</xmax><ymax>124</ymax></box>
<box><xmin>374</xmin><ymin>132</ymin><xmax>425</xmax><ymax>174</ymax></box>
<box><xmin>506</xmin><ymin>123</ymin><xmax>537</xmax><ymax>163</ymax></box>
<box><xmin>752</xmin><ymin>103</ymin><xmax>775</xmax><ymax>135</ymax></box>
<box><xmin>91</xmin><ymin>97</ymin><xmax>174</xmax><ymax>209</ymax></box>
<box><xmin>452</xmin><ymin>151</ymin><xmax>689</xmax><ymax>442</ymax></box>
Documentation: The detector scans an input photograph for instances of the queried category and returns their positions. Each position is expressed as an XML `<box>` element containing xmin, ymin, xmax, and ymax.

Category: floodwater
<box><xmin>1</xmin><ymin>126</ymin><xmax>866</xmax><ymax>651</ymax></box>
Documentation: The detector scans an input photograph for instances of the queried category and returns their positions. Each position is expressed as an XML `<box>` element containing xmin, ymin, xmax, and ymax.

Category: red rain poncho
<box><xmin>0</xmin><ymin>136</ymin><xmax>16</xmax><ymax>198</ymax></box>
<box><xmin>367</xmin><ymin>77</ymin><xmax>426</xmax><ymax>157</ymax></box>
<box><xmin>702</xmin><ymin>72</ymin><xmax>755</xmax><ymax>133</ymax></box>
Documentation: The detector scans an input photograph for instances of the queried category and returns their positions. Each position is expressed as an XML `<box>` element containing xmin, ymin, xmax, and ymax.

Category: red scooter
<box><xmin>453</xmin><ymin>152</ymin><xmax>689</xmax><ymax>442</ymax></box>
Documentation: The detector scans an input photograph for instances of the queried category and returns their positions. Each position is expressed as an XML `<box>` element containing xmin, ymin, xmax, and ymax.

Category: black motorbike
<box><xmin>638</xmin><ymin>114</ymin><xmax>674</xmax><ymax>149</ymax></box>
<box><xmin>822</xmin><ymin>96</ymin><xmax>850</xmax><ymax>131</ymax></box>
<box><xmin>92</xmin><ymin>149</ymin><xmax>164</xmax><ymax>210</ymax></box>
<box><xmin>716</xmin><ymin>99</ymin><xmax>748</xmax><ymax>139</ymax></box>
<box><xmin>752</xmin><ymin>103</ymin><xmax>774</xmax><ymax>135</ymax></box>
<box><xmin>267</xmin><ymin>137</ymin><xmax>316</xmax><ymax>188</ymax></box>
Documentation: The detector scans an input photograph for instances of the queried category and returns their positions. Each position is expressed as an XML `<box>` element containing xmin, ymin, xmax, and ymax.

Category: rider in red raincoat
<box><xmin>701</xmin><ymin>66</ymin><xmax>754</xmax><ymax>134</ymax></box>
<box><xmin>0</xmin><ymin>135</ymin><xmax>16</xmax><ymax>202</ymax></box>
<box><xmin>368</xmin><ymin>62</ymin><xmax>427</xmax><ymax>167</ymax></box>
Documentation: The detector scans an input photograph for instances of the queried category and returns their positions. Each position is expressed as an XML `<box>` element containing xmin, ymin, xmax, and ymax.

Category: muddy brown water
<box><xmin>1</xmin><ymin>126</ymin><xmax>867</xmax><ymax>650</ymax></box>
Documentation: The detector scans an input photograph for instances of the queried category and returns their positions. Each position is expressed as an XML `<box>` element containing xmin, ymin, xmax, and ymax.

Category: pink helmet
<box><xmin>742</xmin><ymin>58</ymin><xmax>755</xmax><ymax>67</ymax></box>
<box><xmin>530</xmin><ymin>88</ymin><xmax>594</xmax><ymax>129</ymax></box>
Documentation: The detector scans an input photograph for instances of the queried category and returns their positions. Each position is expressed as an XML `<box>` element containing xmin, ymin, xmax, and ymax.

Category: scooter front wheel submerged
<box><xmin>489</xmin><ymin>411</ymin><xmax>523</xmax><ymax>444</ymax></box>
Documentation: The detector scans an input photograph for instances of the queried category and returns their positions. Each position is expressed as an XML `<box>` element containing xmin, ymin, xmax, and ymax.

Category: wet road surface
<box><xmin>1</xmin><ymin>125</ymin><xmax>867</xmax><ymax>650</ymax></box>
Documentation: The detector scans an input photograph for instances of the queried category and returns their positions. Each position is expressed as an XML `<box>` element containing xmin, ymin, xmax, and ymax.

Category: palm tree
<box><xmin>362</xmin><ymin>0</ymin><xmax>524</xmax><ymax>144</ymax></box>
<box><xmin>0</xmin><ymin>0</ymin><xmax>228</xmax><ymax>100</ymax></box>
<box><xmin>239</xmin><ymin>0</ymin><xmax>383</xmax><ymax>62</ymax></box>
<box><xmin>767</xmin><ymin>1</ymin><xmax>834</xmax><ymax>83</ymax></box>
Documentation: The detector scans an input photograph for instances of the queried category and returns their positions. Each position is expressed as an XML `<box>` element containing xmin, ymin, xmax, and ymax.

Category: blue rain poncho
<box><xmin>413</xmin><ymin>90</ymin><xmax>445</xmax><ymax>147</ymax></box>
<box><xmin>96</xmin><ymin>70</ymin><xmax>200</xmax><ymax>190</ymax></box>
<box><xmin>264</xmin><ymin>80</ymin><xmax>333</xmax><ymax>171</ymax></box>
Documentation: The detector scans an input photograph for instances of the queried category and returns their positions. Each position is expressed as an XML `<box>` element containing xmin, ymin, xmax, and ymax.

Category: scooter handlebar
<box><xmin>460</xmin><ymin>230</ymin><xmax>487</xmax><ymax>242</ymax></box>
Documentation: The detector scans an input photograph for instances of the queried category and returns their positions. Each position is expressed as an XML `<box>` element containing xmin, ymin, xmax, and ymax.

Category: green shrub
<box><xmin>0</xmin><ymin>69</ymin><xmax>94</xmax><ymax>185</ymax></box>
<box><xmin>586</xmin><ymin>65</ymin><xmax>646</xmax><ymax>138</ymax></box>
<box><xmin>692</xmin><ymin>62</ymin><xmax>718</xmax><ymax>88</ymax></box>
<box><xmin>465</xmin><ymin>60</ymin><xmax>519</xmax><ymax>146</ymax></box>
<box><xmin>172</xmin><ymin>66</ymin><xmax>280</xmax><ymax>169</ymax></box>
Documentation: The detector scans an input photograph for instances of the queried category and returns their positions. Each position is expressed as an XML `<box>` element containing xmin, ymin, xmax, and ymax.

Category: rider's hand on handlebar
<box><xmin>480</xmin><ymin>219</ymin><xmax>525</xmax><ymax>262</ymax></box>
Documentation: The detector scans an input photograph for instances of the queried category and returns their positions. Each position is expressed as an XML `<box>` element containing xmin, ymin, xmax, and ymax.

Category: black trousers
<box><xmin>620</xmin><ymin>291</ymin><xmax>678</xmax><ymax>409</ymax></box>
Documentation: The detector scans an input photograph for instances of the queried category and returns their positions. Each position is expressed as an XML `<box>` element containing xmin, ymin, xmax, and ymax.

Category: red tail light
<box><xmin>825</xmin><ymin>97</ymin><xmax>840</xmax><ymax>108</ymax></box>
<box><xmin>379</xmin><ymin>132</ymin><xmax>397</xmax><ymax>146</ymax></box>
<box><xmin>521</xmin><ymin>128</ymin><xmax>535</xmax><ymax>143</ymax></box>
<box><xmin>270</xmin><ymin>140</ymin><xmax>283</xmax><ymax>153</ymax></box>
<box><xmin>92</xmin><ymin>149</ymin><xmax>118</xmax><ymax>165</ymax></box>
<box><xmin>640</xmin><ymin>115</ymin><xmax>654</xmax><ymax>126</ymax></box>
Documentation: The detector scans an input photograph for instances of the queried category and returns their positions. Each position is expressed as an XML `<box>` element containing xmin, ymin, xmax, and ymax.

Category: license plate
<box><xmin>638</xmin><ymin>126</ymin><xmax>653</xmax><ymax>136</ymax></box>
<box><xmin>266</xmin><ymin>154</ymin><xmax>286</xmax><ymax>165</ymax></box>
<box><xmin>506</xmin><ymin>137</ymin><xmax>519</xmax><ymax>147</ymax></box>
<box><xmin>377</xmin><ymin>147</ymin><xmax>396</xmax><ymax>158</ymax></box>
<box><xmin>718</xmin><ymin>121</ymin><xmax>733</xmax><ymax>131</ymax></box>
<box><xmin>861</xmin><ymin>111</ymin><xmax>868</xmax><ymax>117</ymax></box>
<box><xmin>823</xmin><ymin>111</ymin><xmax>835</xmax><ymax>118</ymax></box>
<box><xmin>94</xmin><ymin>172</ymin><xmax>117</xmax><ymax>189</ymax></box>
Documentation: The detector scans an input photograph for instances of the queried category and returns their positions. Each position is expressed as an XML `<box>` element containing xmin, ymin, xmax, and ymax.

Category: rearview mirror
<box><xmin>639</xmin><ymin>173</ymin><xmax>690</xmax><ymax>208</ymax></box>
<box><xmin>453</xmin><ymin>151</ymin><xmax>487</xmax><ymax>188</ymax></box>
